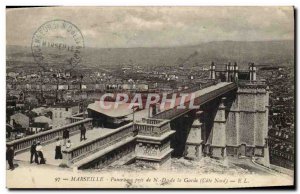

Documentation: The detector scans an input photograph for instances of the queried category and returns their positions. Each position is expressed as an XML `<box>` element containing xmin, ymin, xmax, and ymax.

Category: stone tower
<box><xmin>225</xmin><ymin>63</ymin><xmax>270</xmax><ymax>166</ymax></box>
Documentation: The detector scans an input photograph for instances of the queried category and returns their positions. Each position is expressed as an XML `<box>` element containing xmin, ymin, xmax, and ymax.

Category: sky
<box><xmin>6</xmin><ymin>6</ymin><xmax>294</xmax><ymax>48</ymax></box>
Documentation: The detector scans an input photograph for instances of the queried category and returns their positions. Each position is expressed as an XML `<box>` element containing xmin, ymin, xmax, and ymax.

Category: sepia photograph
<box><xmin>5</xmin><ymin>6</ymin><xmax>295</xmax><ymax>189</ymax></box>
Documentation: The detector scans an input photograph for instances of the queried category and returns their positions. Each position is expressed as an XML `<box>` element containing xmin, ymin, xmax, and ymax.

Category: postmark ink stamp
<box><xmin>31</xmin><ymin>19</ymin><xmax>84</xmax><ymax>70</ymax></box>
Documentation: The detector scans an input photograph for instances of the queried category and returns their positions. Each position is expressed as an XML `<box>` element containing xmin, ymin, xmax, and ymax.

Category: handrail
<box><xmin>166</xmin><ymin>80</ymin><xmax>218</xmax><ymax>98</ymax></box>
<box><xmin>154</xmin><ymin>81</ymin><xmax>219</xmax><ymax>119</ymax></box>
<box><xmin>62</xmin><ymin>123</ymin><xmax>135</xmax><ymax>165</ymax></box>
<box><xmin>138</xmin><ymin>118</ymin><xmax>169</xmax><ymax>127</ymax></box>
<box><xmin>153</xmin><ymin>82</ymin><xmax>237</xmax><ymax>120</ymax></box>
<box><xmin>238</xmin><ymin>80</ymin><xmax>267</xmax><ymax>87</ymax></box>
<box><xmin>72</xmin><ymin>112</ymin><xmax>84</xmax><ymax>117</ymax></box>
<box><xmin>66</xmin><ymin>123</ymin><xmax>133</xmax><ymax>153</ymax></box>
<box><xmin>178</xmin><ymin>80</ymin><xmax>219</xmax><ymax>94</ymax></box>
<box><xmin>135</xmin><ymin>119</ymin><xmax>170</xmax><ymax>137</ymax></box>
<box><xmin>67</xmin><ymin>116</ymin><xmax>85</xmax><ymax>123</ymax></box>
<box><xmin>7</xmin><ymin>118</ymin><xmax>93</xmax><ymax>153</ymax></box>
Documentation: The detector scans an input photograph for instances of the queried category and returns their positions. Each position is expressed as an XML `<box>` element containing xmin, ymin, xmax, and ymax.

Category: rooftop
<box><xmin>87</xmin><ymin>101</ymin><xmax>134</xmax><ymax>118</ymax></box>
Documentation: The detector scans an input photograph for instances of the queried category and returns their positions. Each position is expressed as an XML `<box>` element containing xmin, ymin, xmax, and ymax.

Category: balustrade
<box><xmin>62</xmin><ymin>123</ymin><xmax>135</xmax><ymax>164</ymax></box>
<box><xmin>135</xmin><ymin>118</ymin><xmax>170</xmax><ymax>137</ymax></box>
<box><xmin>68</xmin><ymin>116</ymin><xmax>84</xmax><ymax>123</ymax></box>
<box><xmin>6</xmin><ymin>118</ymin><xmax>93</xmax><ymax>154</ymax></box>
<box><xmin>81</xmin><ymin>142</ymin><xmax>135</xmax><ymax>169</ymax></box>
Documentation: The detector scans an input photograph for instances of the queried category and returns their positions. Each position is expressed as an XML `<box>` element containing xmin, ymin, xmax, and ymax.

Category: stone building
<box><xmin>51</xmin><ymin>102</ymin><xmax>80</xmax><ymax>128</ymax></box>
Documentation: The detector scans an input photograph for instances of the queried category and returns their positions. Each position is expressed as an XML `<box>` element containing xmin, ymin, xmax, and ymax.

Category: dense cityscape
<box><xmin>6</xmin><ymin>60</ymin><xmax>294</xmax><ymax>170</ymax></box>
<box><xmin>258</xmin><ymin>65</ymin><xmax>294</xmax><ymax>169</ymax></box>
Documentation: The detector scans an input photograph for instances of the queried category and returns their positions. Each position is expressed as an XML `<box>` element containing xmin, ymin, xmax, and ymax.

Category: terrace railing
<box><xmin>7</xmin><ymin>118</ymin><xmax>93</xmax><ymax>154</ymax></box>
<box><xmin>62</xmin><ymin>123</ymin><xmax>135</xmax><ymax>166</ymax></box>
<box><xmin>135</xmin><ymin>118</ymin><xmax>170</xmax><ymax>137</ymax></box>
<box><xmin>67</xmin><ymin>116</ymin><xmax>85</xmax><ymax>123</ymax></box>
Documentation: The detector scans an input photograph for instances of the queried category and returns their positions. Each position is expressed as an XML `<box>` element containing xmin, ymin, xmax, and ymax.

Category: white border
<box><xmin>1</xmin><ymin>1</ymin><xmax>298</xmax><ymax>193</ymax></box>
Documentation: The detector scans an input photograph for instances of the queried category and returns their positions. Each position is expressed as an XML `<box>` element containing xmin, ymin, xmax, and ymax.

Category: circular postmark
<box><xmin>31</xmin><ymin>19</ymin><xmax>84</xmax><ymax>70</ymax></box>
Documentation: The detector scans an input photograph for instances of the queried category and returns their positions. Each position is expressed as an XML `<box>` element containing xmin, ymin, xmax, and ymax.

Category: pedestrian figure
<box><xmin>66</xmin><ymin>139</ymin><xmax>72</xmax><ymax>149</ymax></box>
<box><xmin>80</xmin><ymin>124</ymin><xmax>86</xmax><ymax>141</ymax></box>
<box><xmin>36</xmin><ymin>141</ymin><xmax>46</xmax><ymax>164</ymax></box>
<box><xmin>62</xmin><ymin>129</ymin><xmax>70</xmax><ymax>146</ymax></box>
<box><xmin>30</xmin><ymin>141</ymin><xmax>39</xmax><ymax>164</ymax></box>
<box><xmin>55</xmin><ymin>138</ymin><xmax>63</xmax><ymax>160</ymax></box>
<box><xmin>6</xmin><ymin>145</ymin><xmax>14</xmax><ymax>170</ymax></box>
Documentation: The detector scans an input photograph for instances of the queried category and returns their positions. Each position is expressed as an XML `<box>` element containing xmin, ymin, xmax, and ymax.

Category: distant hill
<box><xmin>6</xmin><ymin>40</ymin><xmax>294</xmax><ymax>70</ymax></box>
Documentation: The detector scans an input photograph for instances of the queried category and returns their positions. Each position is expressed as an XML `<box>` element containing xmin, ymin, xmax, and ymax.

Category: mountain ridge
<box><xmin>7</xmin><ymin>40</ymin><xmax>294</xmax><ymax>69</ymax></box>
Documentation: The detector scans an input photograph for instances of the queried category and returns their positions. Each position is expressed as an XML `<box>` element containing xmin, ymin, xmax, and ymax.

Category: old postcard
<box><xmin>6</xmin><ymin>6</ymin><xmax>294</xmax><ymax>188</ymax></box>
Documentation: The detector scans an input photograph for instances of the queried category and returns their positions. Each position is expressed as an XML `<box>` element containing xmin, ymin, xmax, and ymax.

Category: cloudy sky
<box><xmin>6</xmin><ymin>6</ymin><xmax>294</xmax><ymax>48</ymax></box>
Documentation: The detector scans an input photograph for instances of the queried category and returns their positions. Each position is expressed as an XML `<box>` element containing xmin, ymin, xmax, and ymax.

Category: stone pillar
<box><xmin>249</xmin><ymin>63</ymin><xmax>252</xmax><ymax>80</ymax></box>
<box><xmin>149</xmin><ymin>105</ymin><xmax>153</xmax><ymax>118</ymax></box>
<box><xmin>184</xmin><ymin>111</ymin><xmax>203</xmax><ymax>160</ymax></box>
<box><xmin>256</xmin><ymin>138</ymin><xmax>270</xmax><ymax>168</ymax></box>
<box><xmin>225</xmin><ymin>63</ymin><xmax>229</xmax><ymax>82</ymax></box>
<box><xmin>249</xmin><ymin>63</ymin><xmax>257</xmax><ymax>81</ymax></box>
<box><xmin>226</xmin><ymin>62</ymin><xmax>232</xmax><ymax>82</ymax></box>
<box><xmin>263</xmin><ymin>138</ymin><xmax>270</xmax><ymax>167</ymax></box>
<box><xmin>233</xmin><ymin>62</ymin><xmax>239</xmax><ymax>81</ymax></box>
<box><xmin>61</xmin><ymin>150</ymin><xmax>72</xmax><ymax>167</ymax></box>
<box><xmin>252</xmin><ymin>63</ymin><xmax>257</xmax><ymax>81</ymax></box>
<box><xmin>210</xmin><ymin>62</ymin><xmax>216</xmax><ymax>80</ymax></box>
<box><xmin>210</xmin><ymin>97</ymin><xmax>227</xmax><ymax>158</ymax></box>
<box><xmin>135</xmin><ymin>118</ymin><xmax>175</xmax><ymax>169</ymax></box>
